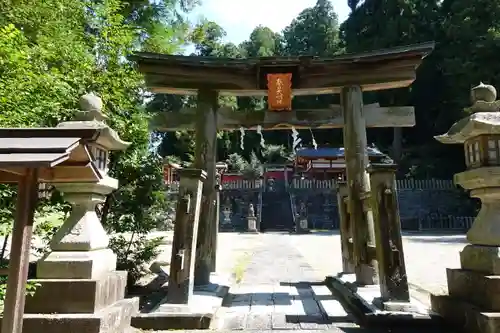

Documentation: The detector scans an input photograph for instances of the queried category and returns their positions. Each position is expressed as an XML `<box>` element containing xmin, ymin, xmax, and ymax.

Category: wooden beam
<box><xmin>368</xmin><ymin>163</ymin><xmax>410</xmax><ymax>302</ymax></box>
<box><xmin>0</xmin><ymin>170</ymin><xmax>21</xmax><ymax>183</ymax></box>
<box><xmin>133</xmin><ymin>42</ymin><xmax>433</xmax><ymax>95</ymax></box>
<box><xmin>2</xmin><ymin>168</ymin><xmax>39</xmax><ymax>333</ymax></box>
<box><xmin>337</xmin><ymin>181</ymin><xmax>354</xmax><ymax>273</ymax></box>
<box><xmin>342</xmin><ymin>86</ymin><xmax>378</xmax><ymax>285</ymax></box>
<box><xmin>140</xmin><ymin>64</ymin><xmax>257</xmax><ymax>90</ymax></box>
<box><xmin>0</xmin><ymin>166</ymin><xmax>100</xmax><ymax>183</ymax></box>
<box><xmin>150</xmin><ymin>103</ymin><xmax>415</xmax><ymax>131</ymax></box>
<box><xmin>145</xmin><ymin>62</ymin><xmax>417</xmax><ymax>95</ymax></box>
<box><xmin>166</xmin><ymin>169</ymin><xmax>206</xmax><ymax>304</ymax></box>
<box><xmin>148</xmin><ymin>79</ymin><xmax>415</xmax><ymax>96</ymax></box>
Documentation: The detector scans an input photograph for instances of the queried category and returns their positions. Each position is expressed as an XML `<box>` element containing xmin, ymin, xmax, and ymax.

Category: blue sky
<box><xmin>187</xmin><ymin>0</ymin><xmax>350</xmax><ymax>45</ymax></box>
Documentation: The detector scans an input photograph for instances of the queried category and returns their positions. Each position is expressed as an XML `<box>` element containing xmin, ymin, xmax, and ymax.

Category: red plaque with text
<box><xmin>267</xmin><ymin>73</ymin><xmax>292</xmax><ymax>111</ymax></box>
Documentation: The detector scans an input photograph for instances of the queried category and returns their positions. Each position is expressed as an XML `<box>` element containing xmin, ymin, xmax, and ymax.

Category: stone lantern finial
<box><xmin>76</xmin><ymin>93</ymin><xmax>108</xmax><ymax>122</ymax></box>
<box><xmin>471</xmin><ymin>82</ymin><xmax>497</xmax><ymax>104</ymax></box>
<box><xmin>57</xmin><ymin>93</ymin><xmax>129</xmax><ymax>151</ymax></box>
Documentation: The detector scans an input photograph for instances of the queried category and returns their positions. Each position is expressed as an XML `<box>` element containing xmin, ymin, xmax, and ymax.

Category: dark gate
<box><xmin>260</xmin><ymin>178</ymin><xmax>294</xmax><ymax>231</ymax></box>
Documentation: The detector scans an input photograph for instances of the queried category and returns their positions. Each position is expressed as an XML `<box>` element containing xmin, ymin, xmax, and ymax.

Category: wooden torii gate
<box><xmin>130</xmin><ymin>42</ymin><xmax>433</xmax><ymax>287</ymax></box>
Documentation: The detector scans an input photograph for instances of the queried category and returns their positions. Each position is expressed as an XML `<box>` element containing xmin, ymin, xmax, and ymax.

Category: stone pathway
<box><xmin>290</xmin><ymin>231</ymin><xmax>465</xmax><ymax>298</ymax></box>
<box><xmin>214</xmin><ymin>233</ymin><xmax>356</xmax><ymax>330</ymax></box>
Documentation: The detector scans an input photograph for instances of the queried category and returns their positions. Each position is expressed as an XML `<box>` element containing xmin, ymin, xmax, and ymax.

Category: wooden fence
<box><xmin>166</xmin><ymin>178</ymin><xmax>456</xmax><ymax>191</ymax></box>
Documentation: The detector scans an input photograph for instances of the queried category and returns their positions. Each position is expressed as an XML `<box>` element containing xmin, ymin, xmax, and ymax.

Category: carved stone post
<box><xmin>337</xmin><ymin>181</ymin><xmax>354</xmax><ymax>273</ymax></box>
<box><xmin>193</xmin><ymin>89</ymin><xmax>218</xmax><ymax>286</ymax></box>
<box><xmin>166</xmin><ymin>169</ymin><xmax>206</xmax><ymax>305</ymax></box>
<box><xmin>341</xmin><ymin>85</ymin><xmax>378</xmax><ymax>285</ymax></box>
<box><xmin>221</xmin><ymin>199</ymin><xmax>233</xmax><ymax>231</ymax></box>
<box><xmin>431</xmin><ymin>83</ymin><xmax>500</xmax><ymax>333</ymax></box>
<box><xmin>297</xmin><ymin>202</ymin><xmax>310</xmax><ymax>234</ymax></box>
<box><xmin>368</xmin><ymin>163</ymin><xmax>410</xmax><ymax>307</ymax></box>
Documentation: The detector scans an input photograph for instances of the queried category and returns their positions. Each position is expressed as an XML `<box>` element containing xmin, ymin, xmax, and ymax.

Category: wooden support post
<box><xmin>210</xmin><ymin>179</ymin><xmax>221</xmax><ymax>272</ymax></box>
<box><xmin>193</xmin><ymin>89</ymin><xmax>218</xmax><ymax>286</ymax></box>
<box><xmin>368</xmin><ymin>163</ymin><xmax>410</xmax><ymax>302</ymax></box>
<box><xmin>2</xmin><ymin>168</ymin><xmax>39</xmax><ymax>333</ymax></box>
<box><xmin>341</xmin><ymin>85</ymin><xmax>378</xmax><ymax>285</ymax></box>
<box><xmin>337</xmin><ymin>181</ymin><xmax>354</xmax><ymax>273</ymax></box>
<box><xmin>167</xmin><ymin>169</ymin><xmax>206</xmax><ymax>304</ymax></box>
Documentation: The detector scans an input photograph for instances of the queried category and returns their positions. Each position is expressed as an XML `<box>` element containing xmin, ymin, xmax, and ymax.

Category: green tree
<box><xmin>240</xmin><ymin>25</ymin><xmax>282</xmax><ymax>57</ymax></box>
<box><xmin>0</xmin><ymin>0</ymin><xmax>195</xmax><ymax>287</ymax></box>
<box><xmin>283</xmin><ymin>0</ymin><xmax>341</xmax><ymax>57</ymax></box>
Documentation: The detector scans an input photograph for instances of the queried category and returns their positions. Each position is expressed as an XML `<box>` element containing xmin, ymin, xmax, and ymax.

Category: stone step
<box><xmin>326</xmin><ymin>275</ymin><xmax>446</xmax><ymax>329</ymax></box>
<box><xmin>447</xmin><ymin>268</ymin><xmax>500</xmax><ymax>311</ymax></box>
<box><xmin>431</xmin><ymin>294</ymin><xmax>500</xmax><ymax>333</ymax></box>
<box><xmin>216</xmin><ymin>283</ymin><xmax>353</xmax><ymax>330</ymax></box>
<box><xmin>0</xmin><ymin>297</ymin><xmax>139</xmax><ymax>333</ymax></box>
<box><xmin>25</xmin><ymin>270</ymin><xmax>128</xmax><ymax>314</ymax></box>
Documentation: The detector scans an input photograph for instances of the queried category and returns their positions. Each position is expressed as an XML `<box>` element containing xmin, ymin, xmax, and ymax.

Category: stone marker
<box><xmin>368</xmin><ymin>163</ymin><xmax>410</xmax><ymax>309</ymax></box>
<box><xmin>166</xmin><ymin>168</ymin><xmax>206</xmax><ymax>305</ymax></box>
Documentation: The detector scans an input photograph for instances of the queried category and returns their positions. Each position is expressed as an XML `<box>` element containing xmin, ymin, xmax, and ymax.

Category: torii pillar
<box><xmin>193</xmin><ymin>89</ymin><xmax>218</xmax><ymax>286</ymax></box>
<box><xmin>341</xmin><ymin>86</ymin><xmax>378</xmax><ymax>285</ymax></box>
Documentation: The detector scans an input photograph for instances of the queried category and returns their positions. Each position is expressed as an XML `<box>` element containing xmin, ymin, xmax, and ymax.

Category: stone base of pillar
<box><xmin>296</xmin><ymin>219</ymin><xmax>310</xmax><ymax>234</ymax></box>
<box><xmin>342</xmin><ymin>258</ymin><xmax>355</xmax><ymax>274</ymax></box>
<box><xmin>355</xmin><ymin>262</ymin><xmax>378</xmax><ymax>286</ymax></box>
<box><xmin>247</xmin><ymin>217</ymin><xmax>258</xmax><ymax>233</ymax></box>
<box><xmin>431</xmin><ymin>244</ymin><xmax>500</xmax><ymax>333</ymax></box>
<box><xmin>373</xmin><ymin>299</ymin><xmax>420</xmax><ymax>312</ymax></box>
<box><xmin>220</xmin><ymin>219</ymin><xmax>235</xmax><ymax>232</ymax></box>
<box><xmin>10</xmin><ymin>270</ymin><xmax>138</xmax><ymax>333</ymax></box>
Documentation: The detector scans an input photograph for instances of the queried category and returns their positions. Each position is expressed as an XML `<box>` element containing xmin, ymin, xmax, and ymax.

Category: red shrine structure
<box><xmin>163</xmin><ymin>147</ymin><xmax>389</xmax><ymax>185</ymax></box>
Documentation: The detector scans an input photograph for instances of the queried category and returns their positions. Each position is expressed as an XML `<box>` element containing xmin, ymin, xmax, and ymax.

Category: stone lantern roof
<box><xmin>56</xmin><ymin>93</ymin><xmax>130</xmax><ymax>151</ymax></box>
<box><xmin>435</xmin><ymin>83</ymin><xmax>500</xmax><ymax>144</ymax></box>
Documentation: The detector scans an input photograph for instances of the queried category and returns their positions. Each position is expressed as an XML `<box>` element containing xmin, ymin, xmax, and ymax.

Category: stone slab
<box><xmin>37</xmin><ymin>248</ymin><xmax>117</xmax><ymax>279</ymax></box>
<box><xmin>325</xmin><ymin>275</ymin><xmax>445</xmax><ymax>328</ymax></box>
<box><xmin>270</xmin><ymin>312</ymin><xmax>300</xmax><ymax>329</ymax></box>
<box><xmin>245</xmin><ymin>312</ymin><xmax>272</xmax><ymax>329</ymax></box>
<box><xmin>447</xmin><ymin>268</ymin><xmax>500</xmax><ymax>311</ymax></box>
<box><xmin>320</xmin><ymin>299</ymin><xmax>349</xmax><ymax>319</ymax></box>
<box><xmin>131</xmin><ymin>312</ymin><xmax>212</xmax><ymax>330</ymax></box>
<box><xmin>149</xmin><ymin>261</ymin><xmax>169</xmax><ymax>275</ymax></box>
<box><xmin>0</xmin><ymin>297</ymin><xmax>139</xmax><ymax>333</ymax></box>
<box><xmin>460</xmin><ymin>244</ymin><xmax>500</xmax><ymax>275</ymax></box>
<box><xmin>131</xmin><ymin>274</ymin><xmax>230</xmax><ymax>330</ymax></box>
<box><xmin>25</xmin><ymin>270</ymin><xmax>127</xmax><ymax>314</ymax></box>
<box><xmin>431</xmin><ymin>294</ymin><xmax>500</xmax><ymax>333</ymax></box>
<box><xmin>216</xmin><ymin>311</ymin><xmax>248</xmax><ymax>330</ymax></box>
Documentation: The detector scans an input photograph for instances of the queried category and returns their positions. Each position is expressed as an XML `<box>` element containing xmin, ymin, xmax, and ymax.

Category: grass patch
<box><xmin>232</xmin><ymin>251</ymin><xmax>251</xmax><ymax>284</ymax></box>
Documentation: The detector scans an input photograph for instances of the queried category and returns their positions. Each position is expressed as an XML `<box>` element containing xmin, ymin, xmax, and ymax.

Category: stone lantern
<box><xmin>27</xmin><ymin>93</ymin><xmax>136</xmax><ymax>333</ymax></box>
<box><xmin>432</xmin><ymin>83</ymin><xmax>500</xmax><ymax>333</ymax></box>
<box><xmin>37</xmin><ymin>93</ymin><xmax>130</xmax><ymax>279</ymax></box>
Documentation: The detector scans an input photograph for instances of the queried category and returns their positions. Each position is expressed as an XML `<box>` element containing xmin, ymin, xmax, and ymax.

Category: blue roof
<box><xmin>296</xmin><ymin>147</ymin><xmax>385</xmax><ymax>158</ymax></box>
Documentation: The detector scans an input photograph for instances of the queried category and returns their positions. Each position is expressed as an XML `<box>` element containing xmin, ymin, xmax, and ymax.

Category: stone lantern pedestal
<box><xmin>431</xmin><ymin>83</ymin><xmax>500</xmax><ymax>333</ymax></box>
<box><xmin>21</xmin><ymin>94</ymin><xmax>136</xmax><ymax>333</ymax></box>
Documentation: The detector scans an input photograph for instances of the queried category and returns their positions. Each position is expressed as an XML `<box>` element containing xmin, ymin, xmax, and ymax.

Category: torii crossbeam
<box><xmin>150</xmin><ymin>103</ymin><xmax>416</xmax><ymax>131</ymax></box>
